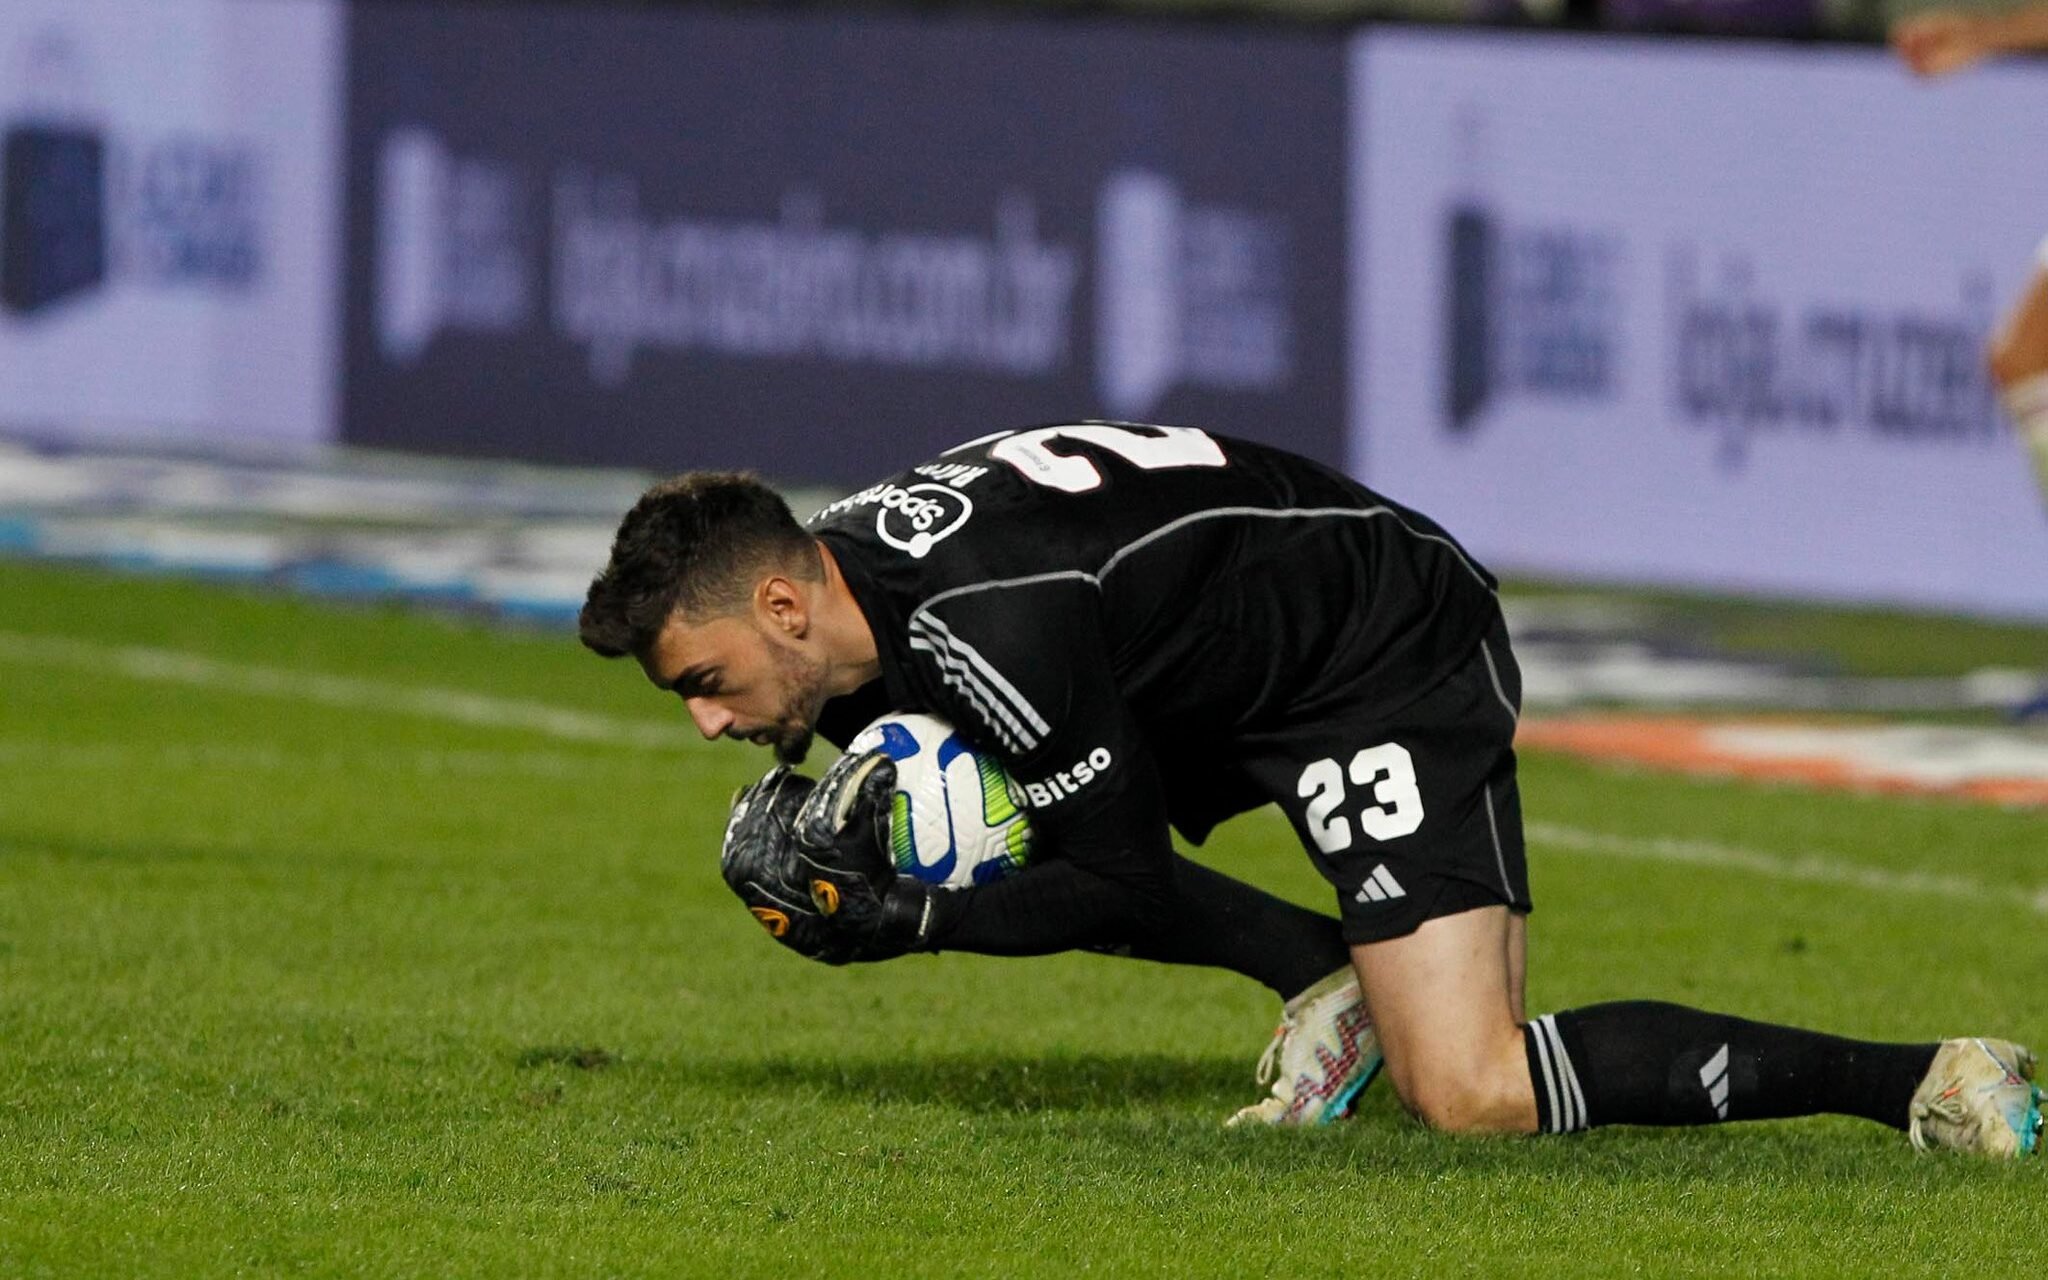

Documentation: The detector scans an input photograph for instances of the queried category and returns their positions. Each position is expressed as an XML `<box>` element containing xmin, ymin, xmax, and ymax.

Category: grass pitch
<box><xmin>1</xmin><ymin>560</ymin><xmax>2041</xmax><ymax>1276</ymax></box>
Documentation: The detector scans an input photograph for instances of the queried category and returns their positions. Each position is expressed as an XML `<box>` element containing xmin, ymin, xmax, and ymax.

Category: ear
<box><xmin>755</xmin><ymin>574</ymin><xmax>810</xmax><ymax>637</ymax></box>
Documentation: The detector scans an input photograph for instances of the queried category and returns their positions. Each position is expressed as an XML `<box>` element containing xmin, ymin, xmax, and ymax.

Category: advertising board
<box><xmin>0</xmin><ymin>0</ymin><xmax>342</xmax><ymax>449</ymax></box>
<box><xmin>345</xmin><ymin>6</ymin><xmax>1348</xmax><ymax>481</ymax></box>
<box><xmin>1353</xmin><ymin>31</ymin><xmax>2048</xmax><ymax>617</ymax></box>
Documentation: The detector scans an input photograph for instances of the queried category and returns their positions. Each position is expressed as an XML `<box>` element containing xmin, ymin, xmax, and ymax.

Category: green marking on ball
<box><xmin>890</xmin><ymin>791</ymin><xmax>916</xmax><ymax>872</ymax></box>
<box><xmin>976</xmin><ymin>753</ymin><xmax>1019</xmax><ymax>827</ymax></box>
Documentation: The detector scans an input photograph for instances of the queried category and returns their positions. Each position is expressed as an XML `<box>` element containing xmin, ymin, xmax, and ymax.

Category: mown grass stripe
<box><xmin>0</xmin><ymin>630</ymin><xmax>691</xmax><ymax>750</ymax></box>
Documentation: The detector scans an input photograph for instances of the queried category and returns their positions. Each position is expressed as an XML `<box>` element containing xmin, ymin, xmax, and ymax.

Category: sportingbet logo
<box><xmin>875</xmin><ymin>485</ymin><xmax>973</xmax><ymax>559</ymax></box>
<box><xmin>1019</xmin><ymin>747</ymin><xmax>1113</xmax><ymax>808</ymax></box>
<box><xmin>813</xmin><ymin>482</ymin><xmax>973</xmax><ymax>559</ymax></box>
<box><xmin>1095</xmin><ymin>167</ymin><xmax>1293</xmax><ymax>418</ymax></box>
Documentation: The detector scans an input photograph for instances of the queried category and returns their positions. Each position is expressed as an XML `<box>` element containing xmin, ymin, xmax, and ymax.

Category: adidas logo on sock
<box><xmin>1699</xmin><ymin>1043</ymin><xmax>1731</xmax><ymax>1119</ymax></box>
<box><xmin>1353</xmin><ymin>864</ymin><xmax>1406</xmax><ymax>904</ymax></box>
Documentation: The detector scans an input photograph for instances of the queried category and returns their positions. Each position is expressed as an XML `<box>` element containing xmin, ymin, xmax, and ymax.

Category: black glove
<box><xmin>789</xmin><ymin>749</ymin><xmax>934</xmax><ymax>963</ymax></box>
<box><xmin>719</xmin><ymin>766</ymin><xmax>857</xmax><ymax>964</ymax></box>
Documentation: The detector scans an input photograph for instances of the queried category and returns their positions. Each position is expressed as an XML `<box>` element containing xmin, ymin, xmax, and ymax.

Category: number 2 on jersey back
<box><xmin>988</xmin><ymin>424</ymin><xmax>1227</xmax><ymax>493</ymax></box>
<box><xmin>1296</xmin><ymin>743</ymin><xmax>1425</xmax><ymax>853</ymax></box>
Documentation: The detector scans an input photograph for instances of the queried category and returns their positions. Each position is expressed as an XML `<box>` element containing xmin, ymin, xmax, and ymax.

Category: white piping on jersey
<box><xmin>909</xmin><ymin>504</ymin><xmax>1495</xmax><ymax>620</ymax></box>
<box><xmin>1484</xmin><ymin>781</ymin><xmax>1514</xmax><ymax>902</ymax></box>
<box><xmin>1480</xmin><ymin>638</ymin><xmax>1518</xmax><ymax>724</ymax></box>
<box><xmin>909</xmin><ymin>613</ymin><xmax>1052</xmax><ymax>736</ymax></box>
<box><xmin>917</xmin><ymin>643</ymin><xmax>1040</xmax><ymax>753</ymax></box>
<box><xmin>909</xmin><ymin>637</ymin><xmax>1037</xmax><ymax>754</ymax></box>
<box><xmin>1095</xmin><ymin>505</ymin><xmax>1494</xmax><ymax>590</ymax></box>
<box><xmin>907</xmin><ymin>614</ymin><xmax>1048</xmax><ymax>753</ymax></box>
<box><xmin>916</xmin><ymin>569</ymin><xmax>1100</xmax><ymax>613</ymax></box>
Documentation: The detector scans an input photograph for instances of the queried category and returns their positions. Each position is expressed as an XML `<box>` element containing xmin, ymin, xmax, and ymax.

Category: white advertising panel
<box><xmin>1353</xmin><ymin>31</ymin><xmax>2048</xmax><ymax>618</ymax></box>
<box><xmin>0</xmin><ymin>0</ymin><xmax>342</xmax><ymax>448</ymax></box>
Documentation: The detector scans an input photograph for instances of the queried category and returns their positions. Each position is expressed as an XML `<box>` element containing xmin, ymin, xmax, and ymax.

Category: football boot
<box><xmin>1908</xmin><ymin>1037</ymin><xmax>2042</xmax><ymax>1158</ymax></box>
<box><xmin>1226</xmin><ymin>965</ymin><xmax>1383</xmax><ymax>1127</ymax></box>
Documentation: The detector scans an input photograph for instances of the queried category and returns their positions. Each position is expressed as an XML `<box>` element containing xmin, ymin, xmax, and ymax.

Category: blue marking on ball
<box><xmin>871</xmin><ymin>721</ymin><xmax>924</xmax><ymax>762</ymax></box>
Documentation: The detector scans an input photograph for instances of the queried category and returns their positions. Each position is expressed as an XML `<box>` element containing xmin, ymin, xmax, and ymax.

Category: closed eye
<box><xmin>672</xmin><ymin>667</ymin><xmax>721</xmax><ymax>700</ymax></box>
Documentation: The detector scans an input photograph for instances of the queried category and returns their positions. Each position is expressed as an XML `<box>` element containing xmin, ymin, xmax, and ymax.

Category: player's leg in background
<box><xmin>1988</xmin><ymin>251</ymin><xmax>2048</xmax><ymax>503</ymax></box>
<box><xmin>1118</xmin><ymin>853</ymin><xmax>1350</xmax><ymax>1000</ymax></box>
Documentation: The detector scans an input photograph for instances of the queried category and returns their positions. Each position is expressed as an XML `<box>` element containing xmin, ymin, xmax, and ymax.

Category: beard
<box><xmin>764</xmin><ymin>641</ymin><xmax>829</xmax><ymax>766</ymax></box>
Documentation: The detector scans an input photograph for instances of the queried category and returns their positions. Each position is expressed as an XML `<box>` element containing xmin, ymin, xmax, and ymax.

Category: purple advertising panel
<box><xmin>1353</xmin><ymin>31</ymin><xmax>2048</xmax><ymax>619</ymax></box>
<box><xmin>343</xmin><ymin>5</ymin><xmax>1347</xmax><ymax>482</ymax></box>
<box><xmin>0</xmin><ymin>0</ymin><xmax>342</xmax><ymax>449</ymax></box>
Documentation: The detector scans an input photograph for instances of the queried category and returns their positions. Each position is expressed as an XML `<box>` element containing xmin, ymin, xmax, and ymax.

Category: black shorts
<box><xmin>1243</xmin><ymin>611</ymin><xmax>1531</xmax><ymax>945</ymax></box>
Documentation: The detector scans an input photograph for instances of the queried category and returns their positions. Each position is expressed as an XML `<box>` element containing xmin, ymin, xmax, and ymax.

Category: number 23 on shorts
<box><xmin>1296</xmin><ymin>743</ymin><xmax>1424</xmax><ymax>853</ymax></box>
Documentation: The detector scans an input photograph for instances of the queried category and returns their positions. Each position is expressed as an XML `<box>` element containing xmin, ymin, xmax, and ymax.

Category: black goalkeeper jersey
<box><xmin>806</xmin><ymin>423</ymin><xmax>1500</xmax><ymax>920</ymax></box>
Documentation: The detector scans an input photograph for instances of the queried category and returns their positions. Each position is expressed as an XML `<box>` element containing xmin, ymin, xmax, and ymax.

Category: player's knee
<box><xmin>1386</xmin><ymin>1055</ymin><xmax>1529</xmax><ymax>1134</ymax></box>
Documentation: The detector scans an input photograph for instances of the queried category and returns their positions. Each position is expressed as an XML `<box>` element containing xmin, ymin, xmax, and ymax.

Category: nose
<box><xmin>685</xmin><ymin>697</ymin><xmax>735</xmax><ymax>740</ymax></box>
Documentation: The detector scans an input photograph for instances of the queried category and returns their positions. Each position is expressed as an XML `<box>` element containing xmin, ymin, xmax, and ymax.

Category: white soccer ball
<box><xmin>845</xmin><ymin>712</ymin><xmax>1034</xmax><ymax>888</ymax></box>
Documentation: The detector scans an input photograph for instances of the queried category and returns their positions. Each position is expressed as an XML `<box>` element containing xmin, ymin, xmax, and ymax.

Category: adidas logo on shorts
<box><xmin>1354</xmin><ymin>864</ymin><xmax>1407</xmax><ymax>904</ymax></box>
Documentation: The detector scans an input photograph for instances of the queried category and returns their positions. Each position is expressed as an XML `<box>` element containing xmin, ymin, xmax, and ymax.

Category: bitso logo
<box><xmin>1019</xmin><ymin>747</ymin><xmax>1114</xmax><ymax>807</ymax></box>
<box><xmin>875</xmin><ymin>484</ymin><xmax>973</xmax><ymax>559</ymax></box>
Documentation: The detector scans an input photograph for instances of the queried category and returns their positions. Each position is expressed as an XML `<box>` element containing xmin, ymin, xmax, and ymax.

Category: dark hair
<box><xmin>579</xmin><ymin>472</ymin><xmax>821</xmax><ymax>659</ymax></box>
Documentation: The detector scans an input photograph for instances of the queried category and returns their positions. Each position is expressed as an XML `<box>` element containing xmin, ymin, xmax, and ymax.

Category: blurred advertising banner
<box><xmin>1352</xmin><ymin>30</ymin><xmax>2048</xmax><ymax>619</ymax></box>
<box><xmin>0</xmin><ymin>0</ymin><xmax>343</xmax><ymax>449</ymax></box>
<box><xmin>343</xmin><ymin>6</ymin><xmax>1346</xmax><ymax>481</ymax></box>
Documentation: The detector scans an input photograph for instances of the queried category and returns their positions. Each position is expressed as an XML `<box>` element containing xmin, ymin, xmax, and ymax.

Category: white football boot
<box><xmin>1907</xmin><ymin>1037</ymin><xmax>2043</xmax><ymax>1158</ymax></box>
<box><xmin>1226</xmin><ymin>966</ymin><xmax>1383</xmax><ymax>1128</ymax></box>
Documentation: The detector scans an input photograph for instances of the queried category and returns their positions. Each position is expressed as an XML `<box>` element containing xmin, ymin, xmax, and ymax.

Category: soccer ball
<box><xmin>845</xmin><ymin>712</ymin><xmax>1033</xmax><ymax>888</ymax></box>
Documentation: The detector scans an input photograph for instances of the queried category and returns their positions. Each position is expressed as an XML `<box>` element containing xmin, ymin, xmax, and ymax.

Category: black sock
<box><xmin>1121</xmin><ymin>855</ymin><xmax>1350</xmax><ymax>999</ymax></box>
<box><xmin>1523</xmin><ymin>1002</ymin><xmax>1938</xmax><ymax>1133</ymax></box>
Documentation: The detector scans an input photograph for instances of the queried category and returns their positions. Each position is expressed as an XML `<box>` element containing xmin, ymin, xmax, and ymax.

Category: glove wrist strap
<box><xmin>879</xmin><ymin>880</ymin><xmax>935</xmax><ymax>953</ymax></box>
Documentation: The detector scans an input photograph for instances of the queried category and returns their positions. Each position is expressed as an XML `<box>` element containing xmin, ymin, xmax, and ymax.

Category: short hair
<box><xmin>579</xmin><ymin>472</ymin><xmax>822</xmax><ymax>659</ymax></box>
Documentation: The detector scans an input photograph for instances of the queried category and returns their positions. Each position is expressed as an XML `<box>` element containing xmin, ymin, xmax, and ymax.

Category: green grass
<box><xmin>0</xmin><ymin>560</ymin><xmax>2041</xmax><ymax>1276</ymax></box>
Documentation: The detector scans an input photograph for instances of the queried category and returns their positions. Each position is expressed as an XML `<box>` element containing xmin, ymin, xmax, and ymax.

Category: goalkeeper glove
<box><xmin>790</xmin><ymin>749</ymin><xmax>934</xmax><ymax>963</ymax></box>
<box><xmin>719</xmin><ymin>766</ymin><xmax>860</xmax><ymax>964</ymax></box>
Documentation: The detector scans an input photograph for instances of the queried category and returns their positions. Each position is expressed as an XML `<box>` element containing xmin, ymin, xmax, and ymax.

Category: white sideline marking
<box><xmin>0</xmin><ymin>632</ymin><xmax>694</xmax><ymax>750</ymax></box>
<box><xmin>1528</xmin><ymin>820</ymin><xmax>2048</xmax><ymax>917</ymax></box>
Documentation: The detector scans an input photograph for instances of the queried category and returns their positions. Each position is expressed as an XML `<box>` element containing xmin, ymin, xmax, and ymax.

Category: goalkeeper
<box><xmin>581</xmin><ymin>423</ymin><xmax>2038</xmax><ymax>1156</ymax></box>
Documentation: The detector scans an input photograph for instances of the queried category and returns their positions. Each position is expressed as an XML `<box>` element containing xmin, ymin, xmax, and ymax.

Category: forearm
<box><xmin>1982</xmin><ymin>4</ymin><xmax>2048</xmax><ymax>51</ymax></box>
